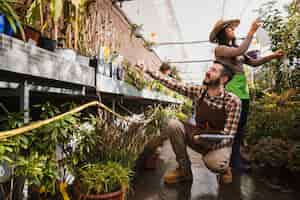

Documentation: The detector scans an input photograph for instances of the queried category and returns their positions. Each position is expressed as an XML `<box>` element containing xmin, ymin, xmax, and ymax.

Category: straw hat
<box><xmin>209</xmin><ymin>19</ymin><xmax>240</xmax><ymax>43</ymax></box>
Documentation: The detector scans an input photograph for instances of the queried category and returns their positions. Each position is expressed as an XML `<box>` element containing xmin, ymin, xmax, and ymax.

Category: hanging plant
<box><xmin>143</xmin><ymin>40</ymin><xmax>155</xmax><ymax>52</ymax></box>
<box><xmin>129</xmin><ymin>23</ymin><xmax>143</xmax><ymax>39</ymax></box>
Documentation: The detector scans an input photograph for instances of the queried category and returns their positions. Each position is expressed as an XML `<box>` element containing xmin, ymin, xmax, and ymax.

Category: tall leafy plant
<box><xmin>26</xmin><ymin>0</ymin><xmax>64</xmax><ymax>39</ymax></box>
<box><xmin>257</xmin><ymin>1</ymin><xmax>300</xmax><ymax>91</ymax></box>
<box><xmin>25</xmin><ymin>0</ymin><xmax>44</xmax><ymax>32</ymax></box>
<box><xmin>50</xmin><ymin>0</ymin><xmax>64</xmax><ymax>40</ymax></box>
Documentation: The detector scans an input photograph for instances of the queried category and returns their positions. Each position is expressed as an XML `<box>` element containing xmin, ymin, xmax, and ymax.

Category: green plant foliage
<box><xmin>78</xmin><ymin>161</ymin><xmax>132</xmax><ymax>195</ymax></box>
<box><xmin>250</xmin><ymin>138</ymin><xmax>290</xmax><ymax>167</ymax></box>
<box><xmin>68</xmin><ymin>113</ymin><xmax>98</xmax><ymax>168</ymax></box>
<box><xmin>143</xmin><ymin>40</ymin><xmax>155</xmax><ymax>51</ymax></box>
<box><xmin>0</xmin><ymin>0</ymin><xmax>24</xmax><ymax>34</ymax></box>
<box><xmin>170</xmin><ymin>67</ymin><xmax>182</xmax><ymax>82</ymax></box>
<box><xmin>15</xmin><ymin>153</ymin><xmax>59</xmax><ymax>194</ymax></box>
<box><xmin>0</xmin><ymin>110</ymin><xmax>31</xmax><ymax>163</ymax></box>
<box><xmin>149</xmin><ymin>80</ymin><xmax>185</xmax><ymax>101</ymax></box>
<box><xmin>32</xmin><ymin>102</ymin><xmax>80</xmax><ymax>155</ymax></box>
<box><xmin>144</xmin><ymin>105</ymin><xmax>177</xmax><ymax>137</ymax></box>
<box><xmin>256</xmin><ymin>1</ymin><xmax>300</xmax><ymax>91</ymax></box>
<box><xmin>246</xmin><ymin>93</ymin><xmax>300</xmax><ymax>144</ymax></box>
<box><xmin>0</xmin><ymin>102</ymin><xmax>81</xmax><ymax>196</ymax></box>
<box><xmin>129</xmin><ymin>23</ymin><xmax>143</xmax><ymax>38</ymax></box>
<box><xmin>95</xmin><ymin>118</ymin><xmax>144</xmax><ymax>169</ymax></box>
<box><xmin>288</xmin><ymin>143</ymin><xmax>300</xmax><ymax>172</ymax></box>
<box><xmin>50</xmin><ymin>0</ymin><xmax>63</xmax><ymax>23</ymax></box>
<box><xmin>123</xmin><ymin>60</ymin><xmax>149</xmax><ymax>91</ymax></box>
<box><xmin>246</xmin><ymin>89</ymin><xmax>300</xmax><ymax>172</ymax></box>
<box><xmin>25</xmin><ymin>0</ymin><xmax>42</xmax><ymax>28</ymax></box>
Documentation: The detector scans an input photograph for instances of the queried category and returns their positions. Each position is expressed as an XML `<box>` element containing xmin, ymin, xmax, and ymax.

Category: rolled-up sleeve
<box><xmin>224</xmin><ymin>96</ymin><xmax>241</xmax><ymax>135</ymax></box>
<box><xmin>148</xmin><ymin>70</ymin><xmax>204</xmax><ymax>99</ymax></box>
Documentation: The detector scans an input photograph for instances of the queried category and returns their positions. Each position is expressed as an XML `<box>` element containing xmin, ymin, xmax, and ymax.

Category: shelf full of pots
<box><xmin>0</xmin><ymin>33</ymin><xmax>181</xmax><ymax>105</ymax></box>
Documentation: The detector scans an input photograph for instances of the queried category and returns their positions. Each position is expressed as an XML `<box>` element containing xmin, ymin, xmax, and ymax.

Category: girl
<box><xmin>209</xmin><ymin>18</ymin><xmax>284</xmax><ymax>170</ymax></box>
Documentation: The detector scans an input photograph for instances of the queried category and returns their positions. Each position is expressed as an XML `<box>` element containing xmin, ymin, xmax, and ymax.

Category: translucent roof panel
<box><xmin>122</xmin><ymin>0</ymin><xmax>291</xmax><ymax>84</ymax></box>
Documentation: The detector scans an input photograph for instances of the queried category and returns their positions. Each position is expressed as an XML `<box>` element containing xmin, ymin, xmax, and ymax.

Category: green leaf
<box><xmin>50</xmin><ymin>0</ymin><xmax>63</xmax><ymax>23</ymax></box>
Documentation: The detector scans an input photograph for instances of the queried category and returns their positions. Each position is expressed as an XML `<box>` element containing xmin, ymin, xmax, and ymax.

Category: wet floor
<box><xmin>129</xmin><ymin>141</ymin><xmax>300</xmax><ymax>200</ymax></box>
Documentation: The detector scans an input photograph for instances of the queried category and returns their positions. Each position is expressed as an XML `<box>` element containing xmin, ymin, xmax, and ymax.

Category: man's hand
<box><xmin>273</xmin><ymin>49</ymin><xmax>284</xmax><ymax>59</ymax></box>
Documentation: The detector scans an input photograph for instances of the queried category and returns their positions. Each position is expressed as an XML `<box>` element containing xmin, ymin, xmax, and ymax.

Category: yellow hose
<box><xmin>0</xmin><ymin>101</ymin><xmax>130</xmax><ymax>140</ymax></box>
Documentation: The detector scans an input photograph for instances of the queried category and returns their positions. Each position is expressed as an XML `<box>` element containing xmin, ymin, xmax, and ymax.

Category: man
<box><xmin>138</xmin><ymin>61</ymin><xmax>241</xmax><ymax>184</ymax></box>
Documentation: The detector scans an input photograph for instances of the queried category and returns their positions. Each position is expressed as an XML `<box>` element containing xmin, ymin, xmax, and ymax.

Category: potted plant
<box><xmin>143</xmin><ymin>40</ymin><xmax>155</xmax><ymax>52</ymax></box>
<box><xmin>130</xmin><ymin>24</ymin><xmax>143</xmax><ymax>39</ymax></box>
<box><xmin>55</xmin><ymin>0</ymin><xmax>89</xmax><ymax>60</ymax></box>
<box><xmin>142</xmin><ymin>106</ymin><xmax>177</xmax><ymax>169</ymax></box>
<box><xmin>123</xmin><ymin>59</ymin><xmax>149</xmax><ymax>90</ymax></box>
<box><xmin>75</xmin><ymin>161</ymin><xmax>132</xmax><ymax>200</ymax></box>
<box><xmin>0</xmin><ymin>0</ymin><xmax>25</xmax><ymax>39</ymax></box>
<box><xmin>38</xmin><ymin>0</ymin><xmax>64</xmax><ymax>51</ymax></box>
<box><xmin>143</xmin><ymin>141</ymin><xmax>161</xmax><ymax>170</ymax></box>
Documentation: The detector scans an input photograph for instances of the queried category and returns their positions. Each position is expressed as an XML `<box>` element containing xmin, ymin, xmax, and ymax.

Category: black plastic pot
<box><xmin>116</xmin><ymin>67</ymin><xmax>123</xmax><ymax>80</ymax></box>
<box><xmin>104</xmin><ymin>63</ymin><xmax>112</xmax><ymax>77</ymax></box>
<box><xmin>89</xmin><ymin>57</ymin><xmax>98</xmax><ymax>68</ymax></box>
<box><xmin>40</xmin><ymin>36</ymin><xmax>57</xmax><ymax>51</ymax></box>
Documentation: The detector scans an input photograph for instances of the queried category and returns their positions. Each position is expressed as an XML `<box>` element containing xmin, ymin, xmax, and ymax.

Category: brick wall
<box><xmin>83</xmin><ymin>0</ymin><xmax>161</xmax><ymax>70</ymax></box>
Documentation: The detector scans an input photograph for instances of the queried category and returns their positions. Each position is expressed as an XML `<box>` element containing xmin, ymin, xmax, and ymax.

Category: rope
<box><xmin>222</xmin><ymin>0</ymin><xmax>226</xmax><ymax>18</ymax></box>
<box><xmin>0</xmin><ymin>101</ymin><xmax>131</xmax><ymax>140</ymax></box>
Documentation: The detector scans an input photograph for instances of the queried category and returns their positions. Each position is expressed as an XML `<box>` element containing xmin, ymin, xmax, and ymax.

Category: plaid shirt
<box><xmin>148</xmin><ymin>70</ymin><xmax>241</xmax><ymax>135</ymax></box>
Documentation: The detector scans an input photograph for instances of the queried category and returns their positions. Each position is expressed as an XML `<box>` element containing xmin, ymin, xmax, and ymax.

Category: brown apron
<box><xmin>184</xmin><ymin>91</ymin><xmax>230</xmax><ymax>154</ymax></box>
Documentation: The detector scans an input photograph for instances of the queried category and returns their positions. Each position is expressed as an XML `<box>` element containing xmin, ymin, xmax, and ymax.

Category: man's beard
<box><xmin>203</xmin><ymin>78</ymin><xmax>221</xmax><ymax>87</ymax></box>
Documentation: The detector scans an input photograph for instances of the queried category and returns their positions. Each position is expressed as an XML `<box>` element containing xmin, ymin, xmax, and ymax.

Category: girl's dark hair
<box><xmin>216</xmin><ymin>26</ymin><xmax>238</xmax><ymax>47</ymax></box>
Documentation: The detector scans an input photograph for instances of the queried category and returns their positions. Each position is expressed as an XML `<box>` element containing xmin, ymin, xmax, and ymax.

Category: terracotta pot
<box><xmin>74</xmin><ymin>181</ymin><xmax>125</xmax><ymax>200</ymax></box>
<box><xmin>80</xmin><ymin>190</ymin><xmax>123</xmax><ymax>200</ymax></box>
<box><xmin>17</xmin><ymin>26</ymin><xmax>41</xmax><ymax>45</ymax></box>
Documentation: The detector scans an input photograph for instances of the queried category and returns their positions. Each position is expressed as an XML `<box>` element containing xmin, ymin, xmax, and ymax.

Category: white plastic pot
<box><xmin>76</xmin><ymin>55</ymin><xmax>90</xmax><ymax>66</ymax></box>
<box><xmin>55</xmin><ymin>48</ymin><xmax>76</xmax><ymax>61</ymax></box>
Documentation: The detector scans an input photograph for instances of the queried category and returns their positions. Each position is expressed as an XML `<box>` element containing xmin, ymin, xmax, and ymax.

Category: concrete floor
<box><xmin>129</xmin><ymin>141</ymin><xmax>299</xmax><ymax>200</ymax></box>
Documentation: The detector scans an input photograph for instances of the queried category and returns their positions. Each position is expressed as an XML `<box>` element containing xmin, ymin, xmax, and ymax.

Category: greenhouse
<box><xmin>0</xmin><ymin>0</ymin><xmax>299</xmax><ymax>199</ymax></box>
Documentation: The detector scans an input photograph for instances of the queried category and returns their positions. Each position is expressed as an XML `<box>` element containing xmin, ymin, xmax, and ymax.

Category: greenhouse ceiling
<box><xmin>122</xmin><ymin>0</ymin><xmax>292</xmax><ymax>84</ymax></box>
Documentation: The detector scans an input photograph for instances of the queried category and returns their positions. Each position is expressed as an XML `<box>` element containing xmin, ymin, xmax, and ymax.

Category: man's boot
<box><xmin>163</xmin><ymin>167</ymin><xmax>193</xmax><ymax>184</ymax></box>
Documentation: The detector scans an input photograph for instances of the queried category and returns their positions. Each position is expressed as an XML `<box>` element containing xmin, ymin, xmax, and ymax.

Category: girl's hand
<box><xmin>273</xmin><ymin>49</ymin><xmax>284</xmax><ymax>59</ymax></box>
<box><xmin>248</xmin><ymin>18</ymin><xmax>262</xmax><ymax>36</ymax></box>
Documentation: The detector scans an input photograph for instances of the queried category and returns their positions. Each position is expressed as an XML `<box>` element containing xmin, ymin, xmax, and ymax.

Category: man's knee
<box><xmin>203</xmin><ymin>147</ymin><xmax>231</xmax><ymax>173</ymax></box>
<box><xmin>166</xmin><ymin>119</ymin><xmax>182</xmax><ymax>131</ymax></box>
<box><xmin>164</xmin><ymin>119</ymin><xmax>184</xmax><ymax>137</ymax></box>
